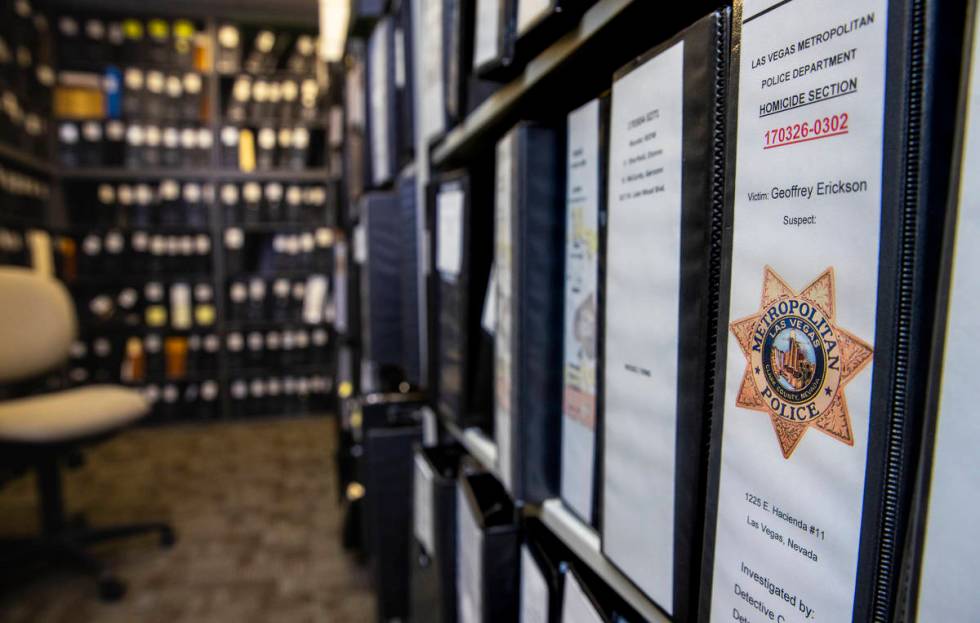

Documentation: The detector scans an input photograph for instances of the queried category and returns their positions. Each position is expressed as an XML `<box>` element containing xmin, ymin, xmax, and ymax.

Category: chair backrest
<box><xmin>0</xmin><ymin>267</ymin><xmax>77</xmax><ymax>382</ymax></box>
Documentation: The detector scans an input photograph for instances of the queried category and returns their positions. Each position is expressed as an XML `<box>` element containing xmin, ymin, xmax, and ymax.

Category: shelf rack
<box><xmin>438</xmin><ymin>417</ymin><xmax>668</xmax><ymax>621</ymax></box>
<box><xmin>431</xmin><ymin>0</ymin><xmax>634</xmax><ymax>167</ymax></box>
<box><xmin>540</xmin><ymin>500</ymin><xmax>670</xmax><ymax>623</ymax></box>
<box><xmin>0</xmin><ymin>142</ymin><xmax>56</xmax><ymax>177</ymax></box>
<box><xmin>443</xmin><ymin>419</ymin><xmax>498</xmax><ymax>473</ymax></box>
<box><xmin>60</xmin><ymin>168</ymin><xmax>337</xmax><ymax>182</ymax></box>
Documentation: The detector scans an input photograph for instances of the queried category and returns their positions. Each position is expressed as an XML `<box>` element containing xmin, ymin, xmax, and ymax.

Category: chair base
<box><xmin>0</xmin><ymin>523</ymin><xmax>175</xmax><ymax>601</ymax></box>
<box><xmin>0</xmin><ymin>450</ymin><xmax>176</xmax><ymax>602</ymax></box>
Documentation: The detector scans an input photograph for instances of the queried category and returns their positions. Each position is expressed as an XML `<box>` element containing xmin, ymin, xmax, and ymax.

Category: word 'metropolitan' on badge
<box><xmin>730</xmin><ymin>267</ymin><xmax>873</xmax><ymax>459</ymax></box>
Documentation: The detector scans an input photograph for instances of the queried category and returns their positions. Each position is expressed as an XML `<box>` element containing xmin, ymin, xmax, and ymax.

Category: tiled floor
<box><xmin>0</xmin><ymin>416</ymin><xmax>375</xmax><ymax>622</ymax></box>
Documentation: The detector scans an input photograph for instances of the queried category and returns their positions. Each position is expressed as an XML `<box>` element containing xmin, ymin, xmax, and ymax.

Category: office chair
<box><xmin>0</xmin><ymin>267</ymin><xmax>175</xmax><ymax>601</ymax></box>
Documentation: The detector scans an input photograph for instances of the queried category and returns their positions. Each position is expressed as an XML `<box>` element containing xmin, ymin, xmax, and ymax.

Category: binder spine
<box><xmin>869</xmin><ymin>2</ymin><xmax>924</xmax><ymax>618</ymax></box>
<box><xmin>703</xmin><ymin>10</ymin><xmax>729</xmax><ymax>486</ymax></box>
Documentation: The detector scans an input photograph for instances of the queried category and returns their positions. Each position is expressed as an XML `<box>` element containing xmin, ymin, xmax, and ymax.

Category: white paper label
<box><xmin>710</xmin><ymin>2</ymin><xmax>887</xmax><ymax>622</ymax></box>
<box><xmin>170</xmin><ymin>283</ymin><xmax>192</xmax><ymax>330</ymax></box>
<box><xmin>353</xmin><ymin>224</ymin><xmax>368</xmax><ymax>265</ymax></box>
<box><xmin>482</xmin><ymin>264</ymin><xmax>497</xmax><ymax>334</ymax></box>
<box><xmin>519</xmin><ymin>546</ymin><xmax>550</xmax><ymax>623</ymax></box>
<box><xmin>413</xmin><ymin>452</ymin><xmax>436</xmax><ymax>556</ymax></box>
<box><xmin>303</xmin><ymin>275</ymin><xmax>328</xmax><ymax>324</ymax></box>
<box><xmin>437</xmin><ymin>187</ymin><xmax>465</xmax><ymax>277</ymax></box>
<box><xmin>916</xmin><ymin>10</ymin><xmax>980</xmax><ymax>621</ymax></box>
<box><xmin>422</xmin><ymin>406</ymin><xmax>439</xmax><ymax>446</ymax></box>
<box><xmin>494</xmin><ymin>131</ymin><xmax>515</xmax><ymax>493</ymax></box>
<box><xmin>602</xmin><ymin>41</ymin><xmax>684</xmax><ymax>612</ymax></box>
<box><xmin>394</xmin><ymin>27</ymin><xmax>407</xmax><ymax>88</ymax></box>
<box><xmin>474</xmin><ymin>0</ymin><xmax>501</xmax><ymax>68</ymax></box>
<box><xmin>457</xmin><ymin>482</ymin><xmax>483</xmax><ymax>623</ymax></box>
<box><xmin>346</xmin><ymin>55</ymin><xmax>366</xmax><ymax>127</ymax></box>
<box><xmin>422</xmin><ymin>0</ymin><xmax>446</xmax><ymax>140</ymax></box>
<box><xmin>561</xmin><ymin>570</ymin><xmax>603</xmax><ymax>623</ymax></box>
<box><xmin>369</xmin><ymin>19</ymin><xmax>391</xmax><ymax>185</ymax></box>
<box><xmin>516</xmin><ymin>0</ymin><xmax>552</xmax><ymax>35</ymax></box>
<box><xmin>561</xmin><ymin>98</ymin><xmax>601</xmax><ymax>524</ymax></box>
<box><xmin>334</xmin><ymin>240</ymin><xmax>349</xmax><ymax>334</ymax></box>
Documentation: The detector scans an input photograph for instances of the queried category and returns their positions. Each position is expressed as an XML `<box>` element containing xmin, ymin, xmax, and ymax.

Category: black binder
<box><xmin>896</xmin><ymin>5</ymin><xmax>978</xmax><ymax>621</ymax></box>
<box><xmin>599</xmin><ymin>11</ymin><xmax>729</xmax><ymax>620</ymax></box>
<box><xmin>494</xmin><ymin>122</ymin><xmax>565</xmax><ymax>505</ymax></box>
<box><xmin>393</xmin><ymin>0</ymin><xmax>417</xmax><ymax>165</ymax></box>
<box><xmin>519</xmin><ymin>524</ymin><xmax>565</xmax><ymax>623</ymax></box>
<box><xmin>360</xmin><ymin>417</ymin><xmax>422</xmax><ymax>621</ymax></box>
<box><xmin>456</xmin><ymin>470</ymin><xmax>520</xmax><ymax>623</ymax></box>
<box><xmin>473</xmin><ymin>0</ymin><xmax>590</xmax><ymax>82</ymax></box>
<box><xmin>429</xmin><ymin>168</ymin><xmax>494</xmax><ymax>431</ymax></box>
<box><xmin>398</xmin><ymin>174</ymin><xmax>423</xmax><ymax>387</ymax></box>
<box><xmin>699</xmin><ymin>1</ymin><xmax>965</xmax><ymax>622</ymax></box>
<box><xmin>559</xmin><ymin>562</ymin><xmax>644</xmax><ymax>623</ymax></box>
<box><xmin>360</xmin><ymin>192</ymin><xmax>404</xmax><ymax>376</ymax></box>
<box><xmin>411</xmin><ymin>445</ymin><xmax>466</xmax><ymax>623</ymax></box>
<box><xmin>445</xmin><ymin>0</ymin><xmax>499</xmax><ymax>121</ymax></box>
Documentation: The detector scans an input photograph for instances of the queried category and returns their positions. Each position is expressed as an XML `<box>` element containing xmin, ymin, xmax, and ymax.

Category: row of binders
<box><xmin>346</xmin><ymin>0</ymin><xmax>980</xmax><ymax>621</ymax></box>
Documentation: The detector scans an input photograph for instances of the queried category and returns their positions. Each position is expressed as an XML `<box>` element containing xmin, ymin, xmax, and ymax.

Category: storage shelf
<box><xmin>443</xmin><ymin>419</ymin><xmax>498</xmax><ymax>473</ymax></box>
<box><xmin>61</xmin><ymin>167</ymin><xmax>336</xmax><ymax>182</ymax></box>
<box><xmin>0</xmin><ymin>142</ymin><xmax>54</xmax><ymax>176</ymax></box>
<box><xmin>431</xmin><ymin>0</ymin><xmax>634</xmax><ymax>166</ymax></box>
<box><xmin>540</xmin><ymin>499</ymin><xmax>670</xmax><ymax>623</ymax></box>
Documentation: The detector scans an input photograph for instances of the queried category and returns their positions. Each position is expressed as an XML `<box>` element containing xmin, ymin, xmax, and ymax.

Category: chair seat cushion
<box><xmin>0</xmin><ymin>385</ymin><xmax>149</xmax><ymax>444</ymax></box>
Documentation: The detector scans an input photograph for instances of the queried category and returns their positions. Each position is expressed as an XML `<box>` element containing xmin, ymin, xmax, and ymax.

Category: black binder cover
<box><xmin>520</xmin><ymin>523</ymin><xmax>565</xmax><ymax>623</ymax></box>
<box><xmin>599</xmin><ymin>12</ymin><xmax>728</xmax><ymax>619</ymax></box>
<box><xmin>897</xmin><ymin>4</ymin><xmax>977</xmax><ymax>620</ymax></box>
<box><xmin>457</xmin><ymin>470</ymin><xmax>520</xmax><ymax>623</ymax></box>
<box><xmin>411</xmin><ymin>445</ymin><xmax>466</xmax><ymax>623</ymax></box>
<box><xmin>495</xmin><ymin>122</ymin><xmax>565</xmax><ymax>505</ymax></box>
<box><xmin>476</xmin><ymin>0</ymin><xmax>590</xmax><ymax>82</ymax></box>
<box><xmin>699</xmin><ymin>1</ymin><xmax>964</xmax><ymax>622</ymax></box>
<box><xmin>360</xmin><ymin>192</ymin><xmax>404</xmax><ymax>371</ymax></box>
<box><xmin>446</xmin><ymin>0</ymin><xmax>499</xmax><ymax>121</ymax></box>
<box><xmin>429</xmin><ymin>168</ymin><xmax>494</xmax><ymax>430</ymax></box>
<box><xmin>472</xmin><ymin>0</ymin><xmax>516</xmax><ymax>79</ymax></box>
<box><xmin>393</xmin><ymin>0</ymin><xmax>417</xmax><ymax>164</ymax></box>
<box><xmin>398</xmin><ymin>174</ymin><xmax>423</xmax><ymax>387</ymax></box>
<box><xmin>362</xmin><ymin>421</ymin><xmax>422</xmax><ymax>621</ymax></box>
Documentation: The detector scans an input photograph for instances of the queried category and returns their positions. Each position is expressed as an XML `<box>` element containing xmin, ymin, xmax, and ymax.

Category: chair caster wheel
<box><xmin>98</xmin><ymin>576</ymin><xmax>126</xmax><ymax>602</ymax></box>
<box><xmin>160</xmin><ymin>527</ymin><xmax>176</xmax><ymax>548</ymax></box>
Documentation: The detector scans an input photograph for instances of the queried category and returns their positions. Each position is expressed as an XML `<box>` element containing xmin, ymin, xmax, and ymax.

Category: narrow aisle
<box><xmin>0</xmin><ymin>417</ymin><xmax>374</xmax><ymax>623</ymax></box>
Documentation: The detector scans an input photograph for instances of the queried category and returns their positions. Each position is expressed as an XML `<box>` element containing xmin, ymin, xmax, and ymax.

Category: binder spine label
<box><xmin>603</xmin><ymin>40</ymin><xmax>685</xmax><ymax>612</ymax></box>
<box><xmin>562</xmin><ymin>99</ymin><xmax>601</xmax><ymax>523</ymax></box>
<box><xmin>369</xmin><ymin>18</ymin><xmax>391</xmax><ymax>185</ymax></box>
<box><xmin>413</xmin><ymin>452</ymin><xmax>436</xmax><ymax>556</ymax></box>
<box><xmin>711</xmin><ymin>1</ymin><xmax>887</xmax><ymax>621</ymax></box>
<box><xmin>495</xmin><ymin>132</ymin><xmax>516</xmax><ymax>493</ymax></box>
<box><xmin>436</xmin><ymin>188</ymin><xmax>465</xmax><ymax>279</ymax></box>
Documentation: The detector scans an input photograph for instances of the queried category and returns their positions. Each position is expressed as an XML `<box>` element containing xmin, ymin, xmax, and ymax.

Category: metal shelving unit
<box><xmin>0</xmin><ymin>142</ymin><xmax>57</xmax><ymax>177</ymax></box>
<box><xmin>430</xmin><ymin>0</ymin><xmax>636</xmax><ymax>167</ymax></box>
<box><xmin>540</xmin><ymin>500</ymin><xmax>671</xmax><ymax>623</ymax></box>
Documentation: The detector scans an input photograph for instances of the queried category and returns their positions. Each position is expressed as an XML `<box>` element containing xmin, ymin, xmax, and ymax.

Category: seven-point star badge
<box><xmin>730</xmin><ymin>266</ymin><xmax>874</xmax><ymax>458</ymax></box>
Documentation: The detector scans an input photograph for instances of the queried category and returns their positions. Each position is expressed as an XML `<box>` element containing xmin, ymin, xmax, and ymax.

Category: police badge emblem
<box><xmin>730</xmin><ymin>267</ymin><xmax>874</xmax><ymax>458</ymax></box>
